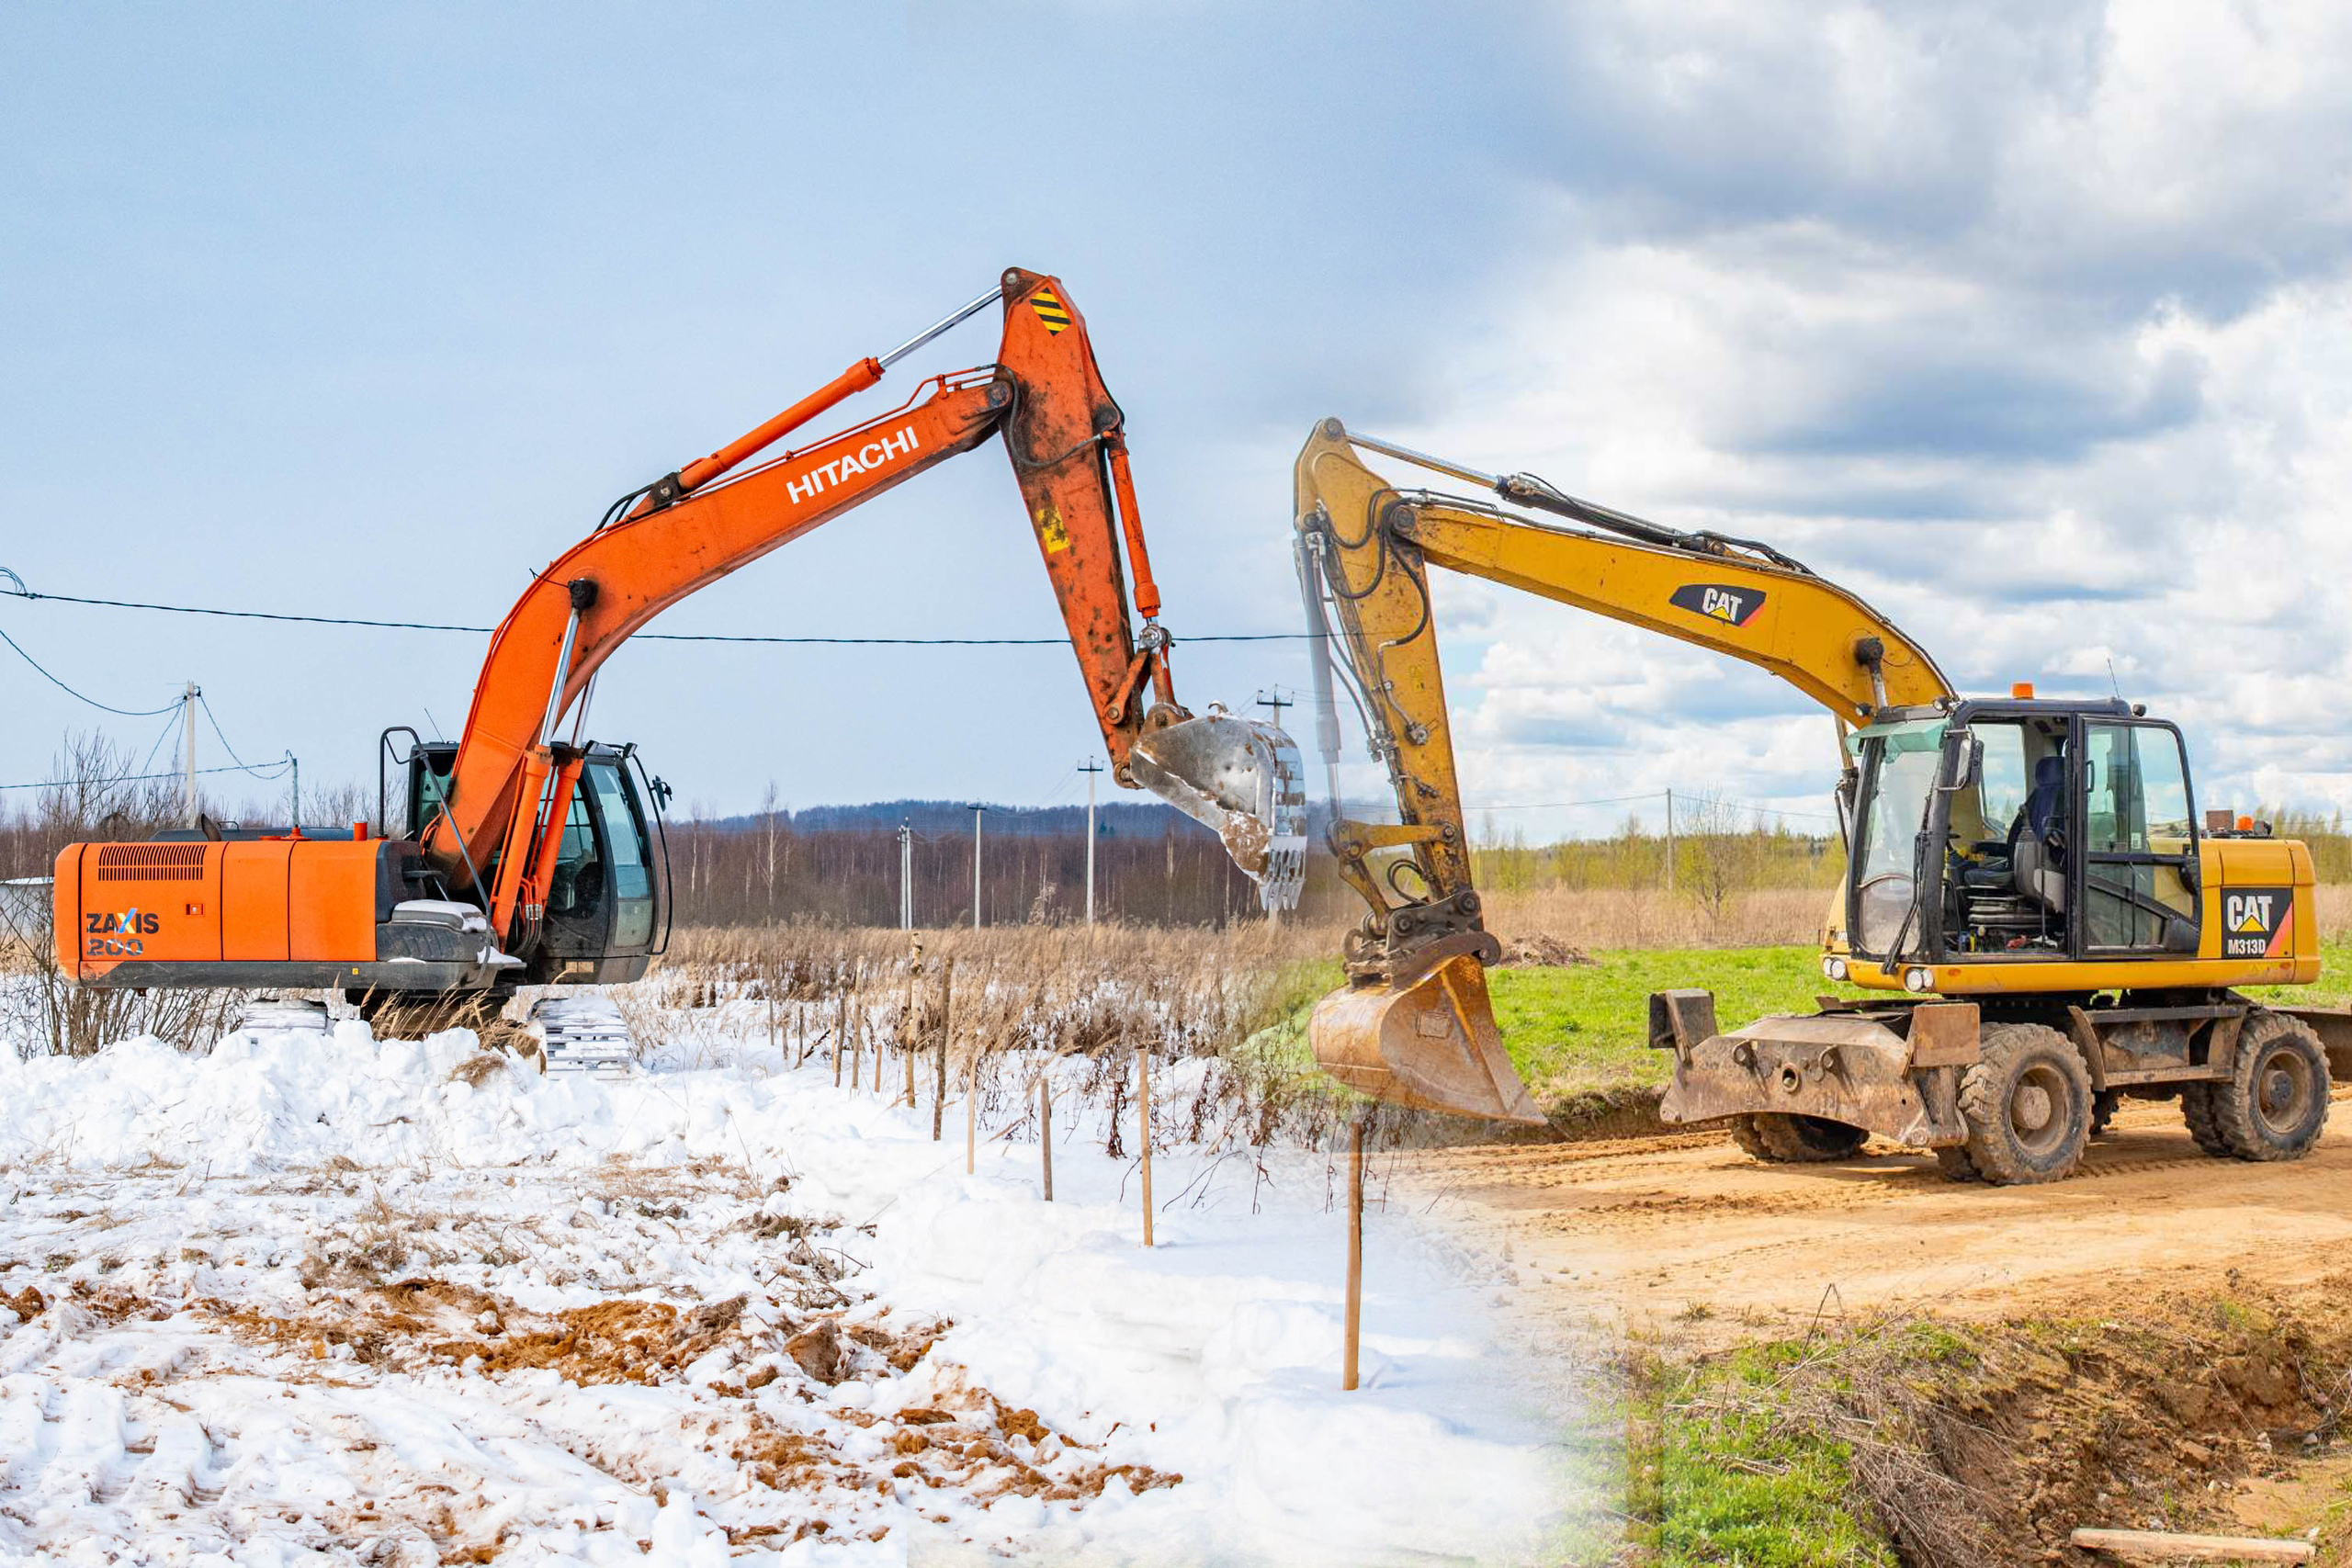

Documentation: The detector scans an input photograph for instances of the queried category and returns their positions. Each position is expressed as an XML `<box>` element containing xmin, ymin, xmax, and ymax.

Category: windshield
<box><xmin>1848</xmin><ymin>718</ymin><xmax>1945</xmax><ymax>953</ymax></box>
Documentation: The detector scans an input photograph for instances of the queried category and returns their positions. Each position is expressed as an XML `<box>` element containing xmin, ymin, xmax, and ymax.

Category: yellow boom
<box><xmin>1293</xmin><ymin>418</ymin><xmax>1949</xmax><ymax>1122</ymax></box>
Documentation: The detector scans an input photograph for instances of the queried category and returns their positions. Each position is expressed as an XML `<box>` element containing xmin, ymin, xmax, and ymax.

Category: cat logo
<box><xmin>1668</xmin><ymin>582</ymin><xmax>1767</xmax><ymax>627</ymax></box>
<box><xmin>2221</xmin><ymin>887</ymin><xmax>2292</xmax><ymax>959</ymax></box>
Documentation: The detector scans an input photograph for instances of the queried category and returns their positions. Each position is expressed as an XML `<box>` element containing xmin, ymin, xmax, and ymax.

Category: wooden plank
<box><xmin>2070</xmin><ymin>1527</ymin><xmax>2312</xmax><ymax>1562</ymax></box>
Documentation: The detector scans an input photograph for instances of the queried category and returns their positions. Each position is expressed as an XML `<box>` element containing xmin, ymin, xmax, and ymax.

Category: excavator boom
<box><xmin>421</xmin><ymin>267</ymin><xmax>1306</xmax><ymax>941</ymax></box>
<box><xmin>1293</xmin><ymin>419</ymin><xmax>1948</xmax><ymax>1122</ymax></box>
<box><xmin>54</xmin><ymin>270</ymin><xmax>1303</xmax><ymax>1000</ymax></box>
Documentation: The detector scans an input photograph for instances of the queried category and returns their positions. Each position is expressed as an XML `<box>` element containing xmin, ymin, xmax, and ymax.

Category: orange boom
<box><xmin>57</xmin><ymin>269</ymin><xmax>1304</xmax><ymax>1017</ymax></box>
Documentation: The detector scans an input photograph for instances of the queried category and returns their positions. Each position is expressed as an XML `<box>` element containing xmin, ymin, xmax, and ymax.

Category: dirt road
<box><xmin>1409</xmin><ymin>1093</ymin><xmax>2352</xmax><ymax>1347</ymax></box>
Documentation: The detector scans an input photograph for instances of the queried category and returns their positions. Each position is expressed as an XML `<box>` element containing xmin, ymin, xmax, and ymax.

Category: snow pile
<box><xmin>0</xmin><ymin>1016</ymin><xmax>1594</xmax><ymax>1564</ymax></box>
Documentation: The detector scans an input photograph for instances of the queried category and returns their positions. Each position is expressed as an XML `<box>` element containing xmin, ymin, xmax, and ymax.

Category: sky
<box><xmin>6</xmin><ymin>2</ymin><xmax>2351</xmax><ymax>843</ymax></box>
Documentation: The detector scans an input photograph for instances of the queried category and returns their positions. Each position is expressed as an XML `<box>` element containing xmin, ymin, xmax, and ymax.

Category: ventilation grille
<box><xmin>94</xmin><ymin>842</ymin><xmax>209</xmax><ymax>882</ymax></box>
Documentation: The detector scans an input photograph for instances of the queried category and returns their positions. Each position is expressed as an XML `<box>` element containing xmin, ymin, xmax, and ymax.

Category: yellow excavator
<box><xmin>1293</xmin><ymin>417</ymin><xmax>2346</xmax><ymax>1184</ymax></box>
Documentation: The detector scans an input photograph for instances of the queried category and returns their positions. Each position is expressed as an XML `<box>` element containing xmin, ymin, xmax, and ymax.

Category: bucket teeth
<box><xmin>1129</xmin><ymin>712</ymin><xmax>1308</xmax><ymax>912</ymax></box>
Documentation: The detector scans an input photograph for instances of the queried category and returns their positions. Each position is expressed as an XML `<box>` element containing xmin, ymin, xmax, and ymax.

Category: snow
<box><xmin>0</xmin><ymin>1009</ymin><xmax>1597</xmax><ymax>1564</ymax></box>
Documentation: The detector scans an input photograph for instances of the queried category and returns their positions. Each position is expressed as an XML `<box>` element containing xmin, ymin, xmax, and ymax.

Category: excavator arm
<box><xmin>1292</xmin><ymin>418</ymin><xmax>1950</xmax><ymax>1122</ymax></box>
<box><xmin>425</xmin><ymin>268</ymin><xmax>1304</xmax><ymax>944</ymax></box>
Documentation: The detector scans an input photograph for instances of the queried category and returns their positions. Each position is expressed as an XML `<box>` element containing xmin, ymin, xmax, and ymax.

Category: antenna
<box><xmin>2106</xmin><ymin>656</ymin><xmax>2121</xmax><ymax>700</ymax></box>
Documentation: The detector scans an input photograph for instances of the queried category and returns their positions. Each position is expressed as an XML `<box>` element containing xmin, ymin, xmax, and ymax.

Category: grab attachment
<box><xmin>1128</xmin><ymin>709</ymin><xmax>1308</xmax><ymax>912</ymax></box>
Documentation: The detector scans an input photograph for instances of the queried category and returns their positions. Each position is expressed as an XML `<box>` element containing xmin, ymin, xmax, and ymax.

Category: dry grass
<box><xmin>1480</xmin><ymin>887</ymin><xmax>1831</xmax><ymax>950</ymax></box>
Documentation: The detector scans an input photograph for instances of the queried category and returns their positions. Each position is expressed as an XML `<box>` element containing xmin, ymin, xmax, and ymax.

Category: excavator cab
<box><xmin>1839</xmin><ymin>697</ymin><xmax>2208</xmax><ymax>974</ymax></box>
<box><xmin>401</xmin><ymin>738</ymin><xmax>669</xmax><ymax>987</ymax></box>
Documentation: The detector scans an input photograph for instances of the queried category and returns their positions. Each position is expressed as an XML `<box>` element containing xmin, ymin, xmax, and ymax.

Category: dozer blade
<box><xmin>1128</xmin><ymin>710</ymin><xmax>1307</xmax><ymax>912</ymax></box>
<box><xmin>1309</xmin><ymin>954</ymin><xmax>1545</xmax><ymax>1123</ymax></box>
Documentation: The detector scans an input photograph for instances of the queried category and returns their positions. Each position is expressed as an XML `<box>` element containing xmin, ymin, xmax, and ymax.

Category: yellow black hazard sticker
<box><xmin>1028</xmin><ymin>287</ymin><xmax>1072</xmax><ymax>334</ymax></box>
<box><xmin>1035</xmin><ymin>503</ymin><xmax>1071</xmax><ymax>553</ymax></box>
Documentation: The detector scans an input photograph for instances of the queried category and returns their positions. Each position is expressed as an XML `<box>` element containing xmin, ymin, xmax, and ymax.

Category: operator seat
<box><xmin>2009</xmin><ymin>754</ymin><xmax>2067</xmax><ymax>914</ymax></box>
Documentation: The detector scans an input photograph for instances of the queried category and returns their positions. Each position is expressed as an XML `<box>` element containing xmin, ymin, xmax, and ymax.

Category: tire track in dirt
<box><xmin>1406</xmin><ymin>1098</ymin><xmax>2352</xmax><ymax>1346</ymax></box>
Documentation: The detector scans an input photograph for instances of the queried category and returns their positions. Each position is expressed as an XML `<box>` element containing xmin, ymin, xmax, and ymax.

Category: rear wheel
<box><xmin>1957</xmin><ymin>1021</ymin><xmax>2093</xmax><ymax>1185</ymax></box>
<box><xmin>2211</xmin><ymin>1011</ymin><xmax>2329</xmax><ymax>1161</ymax></box>
<box><xmin>2182</xmin><ymin>1083</ymin><xmax>2233</xmax><ymax>1156</ymax></box>
<box><xmin>1931</xmin><ymin>1145</ymin><xmax>1982</xmax><ymax>1182</ymax></box>
<box><xmin>2088</xmin><ymin>1089</ymin><xmax>2120</xmax><ymax>1138</ymax></box>
<box><xmin>1728</xmin><ymin>1113</ymin><xmax>1867</xmax><ymax>1163</ymax></box>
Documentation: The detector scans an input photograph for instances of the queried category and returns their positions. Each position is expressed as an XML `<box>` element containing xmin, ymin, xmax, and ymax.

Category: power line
<box><xmin>196</xmin><ymin>692</ymin><xmax>289</xmax><ymax>780</ymax></box>
<box><xmin>0</xmin><ymin>622</ymin><xmax>182</xmax><ymax>717</ymax></box>
<box><xmin>0</xmin><ymin>579</ymin><xmax>1318</xmax><ymax>645</ymax></box>
<box><xmin>0</xmin><ymin>761</ymin><xmax>291</xmax><ymax>793</ymax></box>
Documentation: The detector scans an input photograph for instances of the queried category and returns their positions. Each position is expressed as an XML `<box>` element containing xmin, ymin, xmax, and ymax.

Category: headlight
<box><xmin>1822</xmin><ymin>956</ymin><xmax>1849</xmax><ymax>982</ymax></box>
<box><xmin>1904</xmin><ymin>966</ymin><xmax>1933</xmax><ymax>993</ymax></box>
<box><xmin>1856</xmin><ymin>874</ymin><xmax>1914</xmax><ymax>954</ymax></box>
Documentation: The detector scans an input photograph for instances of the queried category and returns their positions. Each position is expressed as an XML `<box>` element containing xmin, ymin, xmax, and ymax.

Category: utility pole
<box><xmin>1078</xmin><ymin>760</ymin><xmax>1103</xmax><ymax>927</ymax></box>
<box><xmin>967</xmin><ymin>805</ymin><xmax>986</xmax><ymax>929</ymax></box>
<box><xmin>182</xmin><ymin>682</ymin><xmax>199</xmax><ymax>828</ymax></box>
<box><xmin>898</xmin><ymin>824</ymin><xmax>912</xmax><ymax>931</ymax></box>
<box><xmin>287</xmin><ymin>751</ymin><xmax>299</xmax><ymax>830</ymax></box>
<box><xmin>1257</xmin><ymin>691</ymin><xmax>1292</xmax><ymax>925</ymax></box>
<box><xmin>1664</xmin><ymin>787</ymin><xmax>1676</xmax><ymax>895</ymax></box>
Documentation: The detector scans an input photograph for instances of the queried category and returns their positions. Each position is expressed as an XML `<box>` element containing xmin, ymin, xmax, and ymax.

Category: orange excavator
<box><xmin>53</xmin><ymin>268</ymin><xmax>1306</xmax><ymax>1028</ymax></box>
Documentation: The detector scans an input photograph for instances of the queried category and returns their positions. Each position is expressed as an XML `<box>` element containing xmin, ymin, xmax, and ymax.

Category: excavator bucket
<box><xmin>1309</xmin><ymin>954</ymin><xmax>1546</xmax><ymax>1123</ymax></box>
<box><xmin>1127</xmin><ymin>711</ymin><xmax>1307</xmax><ymax>912</ymax></box>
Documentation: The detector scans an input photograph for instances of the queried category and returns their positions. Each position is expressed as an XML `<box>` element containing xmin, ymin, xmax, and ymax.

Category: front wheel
<box><xmin>1956</xmin><ymin>1021</ymin><xmax>2093</xmax><ymax>1185</ymax></box>
<box><xmin>2210</xmin><ymin>1011</ymin><xmax>2330</xmax><ymax>1161</ymax></box>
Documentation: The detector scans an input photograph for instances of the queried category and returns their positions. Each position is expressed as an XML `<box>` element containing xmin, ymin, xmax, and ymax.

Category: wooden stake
<box><xmin>848</xmin><ymin>966</ymin><xmax>863</xmax><ymax>1091</ymax></box>
<box><xmin>899</xmin><ymin>942</ymin><xmax>921</xmax><ymax>1106</ymax></box>
<box><xmin>1343</xmin><ymin>1118</ymin><xmax>1364</xmax><ymax>1392</ymax></box>
<box><xmin>1137</xmin><ymin>1043</ymin><xmax>1155</xmax><ymax>1248</ymax></box>
<box><xmin>2072</xmin><ymin>1529</ymin><xmax>2312</xmax><ymax>1562</ymax></box>
<box><xmin>1039</xmin><ymin>1078</ymin><xmax>1054</xmax><ymax>1201</ymax></box>
<box><xmin>832</xmin><ymin>988</ymin><xmax>845</xmax><ymax>1088</ymax></box>
<box><xmin>931</xmin><ymin>959</ymin><xmax>954</xmax><ymax>1141</ymax></box>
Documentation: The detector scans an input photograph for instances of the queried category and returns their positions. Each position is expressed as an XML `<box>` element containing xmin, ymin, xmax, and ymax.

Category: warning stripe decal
<box><xmin>1028</xmin><ymin>288</ymin><xmax>1072</xmax><ymax>333</ymax></box>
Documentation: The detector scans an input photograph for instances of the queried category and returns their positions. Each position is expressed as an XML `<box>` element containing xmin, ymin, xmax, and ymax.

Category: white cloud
<box><xmin>1309</xmin><ymin>1</ymin><xmax>2352</xmax><ymax>839</ymax></box>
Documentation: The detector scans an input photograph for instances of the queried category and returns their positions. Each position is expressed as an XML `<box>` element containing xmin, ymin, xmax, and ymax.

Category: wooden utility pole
<box><xmin>1664</xmin><ymin>788</ymin><xmax>1676</xmax><ymax>894</ymax></box>
<box><xmin>1343</xmin><ymin>1118</ymin><xmax>1365</xmax><ymax>1392</ymax></box>
<box><xmin>968</xmin><ymin>805</ymin><xmax>986</xmax><ymax>929</ymax></box>
<box><xmin>1079</xmin><ymin>760</ymin><xmax>1103</xmax><ymax>927</ymax></box>
<box><xmin>182</xmin><ymin>682</ymin><xmax>199</xmax><ymax>828</ymax></box>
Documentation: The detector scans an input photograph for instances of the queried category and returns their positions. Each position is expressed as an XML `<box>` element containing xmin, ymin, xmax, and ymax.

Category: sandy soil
<box><xmin>1409</xmin><ymin>1091</ymin><xmax>2352</xmax><ymax>1348</ymax></box>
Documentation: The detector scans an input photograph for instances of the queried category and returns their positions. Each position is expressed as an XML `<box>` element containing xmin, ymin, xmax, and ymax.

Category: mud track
<box><xmin>1410</xmin><ymin>1092</ymin><xmax>2352</xmax><ymax>1347</ymax></box>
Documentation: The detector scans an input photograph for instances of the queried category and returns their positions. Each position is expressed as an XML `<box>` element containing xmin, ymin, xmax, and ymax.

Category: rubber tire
<box><xmin>2089</xmin><ymin>1089</ymin><xmax>2120</xmax><ymax>1139</ymax></box>
<box><xmin>1932</xmin><ymin>1145</ymin><xmax>1983</xmax><ymax>1182</ymax></box>
<box><xmin>2210</xmin><ymin>1010</ymin><xmax>2330</xmax><ymax>1161</ymax></box>
<box><xmin>2182</xmin><ymin>1083</ymin><xmax>2233</xmax><ymax>1157</ymax></box>
<box><xmin>1957</xmin><ymin>1021</ymin><xmax>2094</xmax><ymax>1185</ymax></box>
<box><xmin>1728</xmin><ymin>1113</ymin><xmax>1867</xmax><ymax>1163</ymax></box>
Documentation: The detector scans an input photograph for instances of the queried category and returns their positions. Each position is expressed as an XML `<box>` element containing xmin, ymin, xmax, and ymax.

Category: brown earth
<box><xmin>1408</xmin><ymin>1090</ymin><xmax>2352</xmax><ymax>1348</ymax></box>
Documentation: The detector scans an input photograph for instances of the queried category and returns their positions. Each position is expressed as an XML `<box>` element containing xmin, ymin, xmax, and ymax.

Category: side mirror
<box><xmin>1939</xmin><ymin>736</ymin><xmax>1982</xmax><ymax>792</ymax></box>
